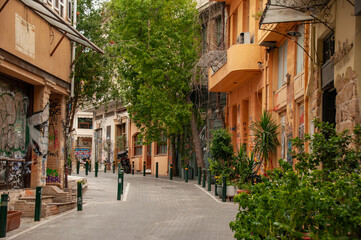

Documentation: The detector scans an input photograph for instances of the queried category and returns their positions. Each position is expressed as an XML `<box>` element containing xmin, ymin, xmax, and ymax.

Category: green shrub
<box><xmin>230</xmin><ymin>120</ymin><xmax>361</xmax><ymax>239</ymax></box>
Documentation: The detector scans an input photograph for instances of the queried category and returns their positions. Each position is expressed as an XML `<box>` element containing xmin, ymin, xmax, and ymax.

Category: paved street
<box><xmin>6</xmin><ymin>172</ymin><xmax>238</xmax><ymax>240</ymax></box>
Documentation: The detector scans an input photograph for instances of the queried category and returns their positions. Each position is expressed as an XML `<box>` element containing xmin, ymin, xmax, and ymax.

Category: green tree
<box><xmin>107</xmin><ymin>0</ymin><xmax>204</xmax><ymax>167</ymax></box>
<box><xmin>64</xmin><ymin>0</ymin><xmax>120</xmax><ymax>186</ymax></box>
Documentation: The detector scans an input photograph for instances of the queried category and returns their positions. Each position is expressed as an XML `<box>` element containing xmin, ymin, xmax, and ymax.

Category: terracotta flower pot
<box><xmin>7</xmin><ymin>211</ymin><xmax>22</xmax><ymax>232</ymax></box>
<box><xmin>237</xmin><ymin>189</ymin><xmax>250</xmax><ymax>194</ymax></box>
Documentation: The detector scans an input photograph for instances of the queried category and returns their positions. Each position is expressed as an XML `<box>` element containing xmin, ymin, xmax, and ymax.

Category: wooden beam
<box><xmin>0</xmin><ymin>0</ymin><xmax>10</xmax><ymax>13</ymax></box>
<box><xmin>50</xmin><ymin>32</ymin><xmax>67</xmax><ymax>57</ymax></box>
<box><xmin>70</xmin><ymin>45</ymin><xmax>85</xmax><ymax>68</ymax></box>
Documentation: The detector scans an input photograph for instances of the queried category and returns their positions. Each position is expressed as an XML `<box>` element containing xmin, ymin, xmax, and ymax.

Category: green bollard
<box><xmin>222</xmin><ymin>176</ymin><xmax>227</xmax><ymax>202</ymax></box>
<box><xmin>89</xmin><ymin>161</ymin><xmax>91</xmax><ymax>172</ymax></box>
<box><xmin>120</xmin><ymin>169</ymin><xmax>124</xmax><ymax>194</ymax></box>
<box><xmin>155</xmin><ymin>162</ymin><xmax>158</xmax><ymax>178</ymax></box>
<box><xmin>143</xmin><ymin>161</ymin><xmax>146</xmax><ymax>176</ymax></box>
<box><xmin>95</xmin><ymin>161</ymin><xmax>98</xmax><ymax>177</ymax></box>
<box><xmin>169</xmin><ymin>164</ymin><xmax>173</xmax><ymax>180</ymax></box>
<box><xmin>198</xmin><ymin>167</ymin><xmax>201</xmax><ymax>185</ymax></box>
<box><xmin>215</xmin><ymin>184</ymin><xmax>218</xmax><ymax>196</ymax></box>
<box><xmin>77</xmin><ymin>181</ymin><xmax>82</xmax><ymax>211</ymax></box>
<box><xmin>202</xmin><ymin>168</ymin><xmax>206</xmax><ymax>188</ymax></box>
<box><xmin>208</xmin><ymin>169</ymin><xmax>211</xmax><ymax>191</ymax></box>
<box><xmin>34</xmin><ymin>186</ymin><xmax>42</xmax><ymax>221</ymax></box>
<box><xmin>118</xmin><ymin>162</ymin><xmax>121</xmax><ymax>173</ymax></box>
<box><xmin>185</xmin><ymin>168</ymin><xmax>188</xmax><ymax>183</ymax></box>
<box><xmin>0</xmin><ymin>193</ymin><xmax>9</xmax><ymax>238</ymax></box>
<box><xmin>113</xmin><ymin>161</ymin><xmax>115</xmax><ymax>174</ymax></box>
<box><xmin>117</xmin><ymin>171</ymin><xmax>122</xmax><ymax>200</ymax></box>
<box><xmin>76</xmin><ymin>160</ymin><xmax>80</xmax><ymax>175</ymax></box>
<box><xmin>85</xmin><ymin>161</ymin><xmax>89</xmax><ymax>175</ymax></box>
<box><xmin>131</xmin><ymin>161</ymin><xmax>134</xmax><ymax>175</ymax></box>
<box><xmin>104</xmin><ymin>162</ymin><xmax>107</xmax><ymax>173</ymax></box>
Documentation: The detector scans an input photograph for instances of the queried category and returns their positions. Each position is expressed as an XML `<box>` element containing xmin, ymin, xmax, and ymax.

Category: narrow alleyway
<box><xmin>7</xmin><ymin>173</ymin><xmax>238</xmax><ymax>240</ymax></box>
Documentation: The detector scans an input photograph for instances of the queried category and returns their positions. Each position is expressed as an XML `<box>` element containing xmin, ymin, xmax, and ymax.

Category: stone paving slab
<box><xmin>6</xmin><ymin>172</ymin><xmax>238</xmax><ymax>240</ymax></box>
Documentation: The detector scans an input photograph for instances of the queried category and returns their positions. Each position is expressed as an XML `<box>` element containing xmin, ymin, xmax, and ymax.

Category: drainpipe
<box><xmin>71</xmin><ymin>0</ymin><xmax>77</xmax><ymax>97</ymax></box>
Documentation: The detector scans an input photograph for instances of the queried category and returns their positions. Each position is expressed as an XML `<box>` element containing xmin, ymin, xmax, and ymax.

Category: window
<box><xmin>296</xmin><ymin>25</ymin><xmax>305</xmax><ymax>74</ymax></box>
<box><xmin>201</xmin><ymin>24</ymin><xmax>207</xmax><ymax>54</ymax></box>
<box><xmin>106</xmin><ymin>125</ymin><xmax>111</xmax><ymax>139</ymax></box>
<box><xmin>47</xmin><ymin>0</ymin><xmax>53</xmax><ymax>6</ymax></box>
<box><xmin>298</xmin><ymin>104</ymin><xmax>305</xmax><ymax>139</ymax></box>
<box><xmin>277</xmin><ymin>40</ymin><xmax>288</xmax><ymax>89</ymax></box>
<box><xmin>67</xmin><ymin>0</ymin><xmax>72</xmax><ymax>21</ymax></box>
<box><xmin>323</xmin><ymin>32</ymin><xmax>335</xmax><ymax>63</ymax></box>
<box><xmin>156</xmin><ymin>134</ymin><xmax>167</xmax><ymax>154</ymax></box>
<box><xmin>215</xmin><ymin>16</ymin><xmax>222</xmax><ymax>47</ymax></box>
<box><xmin>134</xmin><ymin>134</ymin><xmax>142</xmax><ymax>156</ymax></box>
<box><xmin>280</xmin><ymin>114</ymin><xmax>286</xmax><ymax>160</ymax></box>
<box><xmin>78</xmin><ymin>118</ymin><xmax>93</xmax><ymax>129</ymax></box>
<box><xmin>59</xmin><ymin>0</ymin><xmax>65</xmax><ymax>17</ymax></box>
<box><xmin>54</xmin><ymin>0</ymin><xmax>60</xmax><ymax>12</ymax></box>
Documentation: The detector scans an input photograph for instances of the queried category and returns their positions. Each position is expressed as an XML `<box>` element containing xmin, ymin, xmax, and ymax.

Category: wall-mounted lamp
<box><xmin>287</xmin><ymin>31</ymin><xmax>301</xmax><ymax>38</ymax></box>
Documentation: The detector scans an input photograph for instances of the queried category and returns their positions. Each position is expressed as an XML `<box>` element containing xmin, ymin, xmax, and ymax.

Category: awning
<box><xmin>19</xmin><ymin>0</ymin><xmax>104</xmax><ymax>54</ymax></box>
<box><xmin>260</xmin><ymin>0</ymin><xmax>330</xmax><ymax>26</ymax></box>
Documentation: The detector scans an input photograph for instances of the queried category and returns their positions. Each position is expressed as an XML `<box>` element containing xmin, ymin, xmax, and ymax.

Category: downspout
<box><xmin>71</xmin><ymin>0</ymin><xmax>77</xmax><ymax>97</ymax></box>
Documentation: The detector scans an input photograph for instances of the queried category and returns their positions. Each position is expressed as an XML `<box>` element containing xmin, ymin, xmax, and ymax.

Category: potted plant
<box><xmin>251</xmin><ymin>111</ymin><xmax>280</xmax><ymax>171</ymax></box>
<box><xmin>7</xmin><ymin>210</ymin><xmax>22</xmax><ymax>232</ymax></box>
<box><xmin>234</xmin><ymin>144</ymin><xmax>259</xmax><ymax>194</ymax></box>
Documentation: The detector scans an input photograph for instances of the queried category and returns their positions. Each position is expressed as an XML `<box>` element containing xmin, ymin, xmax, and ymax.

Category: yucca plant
<box><xmin>251</xmin><ymin>111</ymin><xmax>280</xmax><ymax>170</ymax></box>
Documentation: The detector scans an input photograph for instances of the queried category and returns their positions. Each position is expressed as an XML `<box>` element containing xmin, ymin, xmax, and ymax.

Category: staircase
<box><xmin>14</xmin><ymin>186</ymin><xmax>77</xmax><ymax>218</ymax></box>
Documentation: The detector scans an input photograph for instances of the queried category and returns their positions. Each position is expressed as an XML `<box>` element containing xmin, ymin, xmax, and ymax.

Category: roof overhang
<box><xmin>19</xmin><ymin>0</ymin><xmax>104</xmax><ymax>54</ymax></box>
<box><xmin>260</xmin><ymin>0</ymin><xmax>330</xmax><ymax>26</ymax></box>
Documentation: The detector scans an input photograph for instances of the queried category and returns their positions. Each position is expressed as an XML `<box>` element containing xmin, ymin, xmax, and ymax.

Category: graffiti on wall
<box><xmin>46</xmin><ymin>168</ymin><xmax>60</xmax><ymax>183</ymax></box>
<box><xmin>74</xmin><ymin>148</ymin><xmax>91</xmax><ymax>160</ymax></box>
<box><xmin>28</xmin><ymin>104</ymin><xmax>49</xmax><ymax>183</ymax></box>
<box><xmin>0</xmin><ymin>91</ymin><xmax>29</xmax><ymax>158</ymax></box>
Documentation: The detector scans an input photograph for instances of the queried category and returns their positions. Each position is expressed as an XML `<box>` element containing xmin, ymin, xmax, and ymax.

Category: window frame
<box><xmin>77</xmin><ymin>117</ymin><xmax>93</xmax><ymax>129</ymax></box>
<box><xmin>156</xmin><ymin>134</ymin><xmax>167</xmax><ymax>155</ymax></box>
<box><xmin>134</xmin><ymin>134</ymin><xmax>143</xmax><ymax>156</ymax></box>
<box><xmin>59</xmin><ymin>0</ymin><xmax>65</xmax><ymax>17</ymax></box>
<box><xmin>66</xmin><ymin>0</ymin><xmax>72</xmax><ymax>21</ymax></box>
<box><xmin>277</xmin><ymin>40</ymin><xmax>288</xmax><ymax>89</ymax></box>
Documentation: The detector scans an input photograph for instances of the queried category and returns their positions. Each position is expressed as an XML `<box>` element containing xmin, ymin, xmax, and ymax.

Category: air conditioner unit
<box><xmin>236</xmin><ymin>32</ymin><xmax>250</xmax><ymax>44</ymax></box>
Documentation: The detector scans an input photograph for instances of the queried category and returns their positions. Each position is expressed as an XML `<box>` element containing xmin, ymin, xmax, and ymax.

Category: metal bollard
<box><xmin>222</xmin><ymin>176</ymin><xmax>227</xmax><ymax>202</ymax></box>
<box><xmin>207</xmin><ymin>169</ymin><xmax>211</xmax><ymax>191</ymax></box>
<box><xmin>85</xmin><ymin>161</ymin><xmax>89</xmax><ymax>175</ymax></box>
<box><xmin>131</xmin><ymin>161</ymin><xmax>134</xmax><ymax>175</ymax></box>
<box><xmin>215</xmin><ymin>184</ymin><xmax>218</xmax><ymax>196</ymax></box>
<box><xmin>155</xmin><ymin>162</ymin><xmax>158</xmax><ymax>178</ymax></box>
<box><xmin>77</xmin><ymin>181</ymin><xmax>82</xmax><ymax>211</ymax></box>
<box><xmin>202</xmin><ymin>168</ymin><xmax>206</xmax><ymax>188</ymax></box>
<box><xmin>185</xmin><ymin>168</ymin><xmax>188</xmax><ymax>183</ymax></box>
<box><xmin>76</xmin><ymin>160</ymin><xmax>80</xmax><ymax>175</ymax></box>
<box><xmin>117</xmin><ymin>171</ymin><xmax>122</xmax><ymax>201</ymax></box>
<box><xmin>0</xmin><ymin>193</ymin><xmax>9</xmax><ymax>238</ymax></box>
<box><xmin>34</xmin><ymin>186</ymin><xmax>42</xmax><ymax>221</ymax></box>
<box><xmin>95</xmin><ymin>161</ymin><xmax>98</xmax><ymax>177</ymax></box>
<box><xmin>120</xmin><ymin>169</ymin><xmax>124</xmax><ymax>194</ymax></box>
<box><xmin>118</xmin><ymin>162</ymin><xmax>121</xmax><ymax>173</ymax></box>
<box><xmin>169</xmin><ymin>164</ymin><xmax>173</xmax><ymax>180</ymax></box>
<box><xmin>143</xmin><ymin>161</ymin><xmax>146</xmax><ymax>176</ymax></box>
<box><xmin>198</xmin><ymin>167</ymin><xmax>201</xmax><ymax>185</ymax></box>
<box><xmin>89</xmin><ymin>161</ymin><xmax>91</xmax><ymax>172</ymax></box>
<box><xmin>113</xmin><ymin>161</ymin><xmax>115</xmax><ymax>174</ymax></box>
<box><xmin>104</xmin><ymin>162</ymin><xmax>107</xmax><ymax>173</ymax></box>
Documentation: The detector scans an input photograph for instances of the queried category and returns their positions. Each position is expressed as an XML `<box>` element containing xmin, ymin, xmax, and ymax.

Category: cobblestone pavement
<box><xmin>7</xmin><ymin>172</ymin><xmax>238</xmax><ymax>240</ymax></box>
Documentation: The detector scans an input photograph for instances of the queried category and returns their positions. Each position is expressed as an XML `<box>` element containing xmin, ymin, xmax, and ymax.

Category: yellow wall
<box><xmin>0</xmin><ymin>0</ymin><xmax>72</xmax><ymax>83</ymax></box>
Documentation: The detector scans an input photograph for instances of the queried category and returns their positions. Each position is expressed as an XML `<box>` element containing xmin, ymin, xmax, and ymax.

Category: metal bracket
<box><xmin>50</xmin><ymin>32</ymin><xmax>67</xmax><ymax>57</ymax></box>
<box><xmin>0</xmin><ymin>0</ymin><xmax>10</xmax><ymax>13</ymax></box>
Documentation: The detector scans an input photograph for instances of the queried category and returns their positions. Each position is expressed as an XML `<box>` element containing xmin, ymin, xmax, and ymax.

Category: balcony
<box><xmin>208</xmin><ymin>43</ymin><xmax>262</xmax><ymax>92</ymax></box>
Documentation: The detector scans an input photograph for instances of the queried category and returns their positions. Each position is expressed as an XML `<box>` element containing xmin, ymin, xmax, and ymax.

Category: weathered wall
<box><xmin>0</xmin><ymin>0</ymin><xmax>71</xmax><ymax>83</ymax></box>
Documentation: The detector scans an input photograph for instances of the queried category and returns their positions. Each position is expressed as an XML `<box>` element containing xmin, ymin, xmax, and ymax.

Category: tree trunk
<box><xmin>190</xmin><ymin>109</ymin><xmax>204</xmax><ymax>169</ymax></box>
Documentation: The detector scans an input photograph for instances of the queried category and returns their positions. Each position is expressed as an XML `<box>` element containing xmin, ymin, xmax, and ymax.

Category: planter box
<box><xmin>7</xmin><ymin>211</ymin><xmax>22</xmax><ymax>232</ymax></box>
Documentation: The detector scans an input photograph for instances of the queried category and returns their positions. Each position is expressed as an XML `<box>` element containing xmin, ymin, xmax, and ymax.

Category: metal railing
<box><xmin>0</xmin><ymin>157</ymin><xmax>25</xmax><ymax>190</ymax></box>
